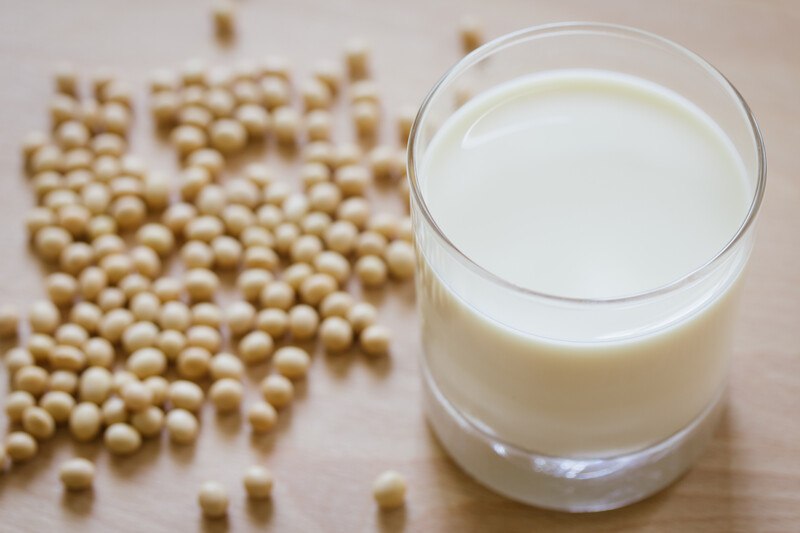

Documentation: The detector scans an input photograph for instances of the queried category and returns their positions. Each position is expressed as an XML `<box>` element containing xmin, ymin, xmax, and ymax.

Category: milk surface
<box><xmin>417</xmin><ymin>69</ymin><xmax>752</xmax><ymax>457</ymax></box>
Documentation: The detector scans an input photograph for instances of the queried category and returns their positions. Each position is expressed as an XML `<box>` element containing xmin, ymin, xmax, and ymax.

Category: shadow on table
<box><xmin>422</xmin><ymin>408</ymin><xmax>745</xmax><ymax>532</ymax></box>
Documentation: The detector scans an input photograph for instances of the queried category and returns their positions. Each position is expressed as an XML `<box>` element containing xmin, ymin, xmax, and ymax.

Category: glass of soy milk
<box><xmin>408</xmin><ymin>23</ymin><xmax>766</xmax><ymax>512</ymax></box>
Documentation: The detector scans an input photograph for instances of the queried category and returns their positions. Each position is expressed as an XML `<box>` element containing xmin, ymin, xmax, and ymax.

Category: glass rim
<box><xmin>407</xmin><ymin>21</ymin><xmax>766</xmax><ymax>305</ymax></box>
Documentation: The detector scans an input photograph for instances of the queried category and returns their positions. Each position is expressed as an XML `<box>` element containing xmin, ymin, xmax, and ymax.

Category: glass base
<box><xmin>421</xmin><ymin>361</ymin><xmax>725</xmax><ymax>512</ymax></box>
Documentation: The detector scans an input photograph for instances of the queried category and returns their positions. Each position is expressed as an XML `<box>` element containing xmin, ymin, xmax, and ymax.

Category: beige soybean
<box><xmin>260</xmin><ymin>280</ymin><xmax>295</xmax><ymax>310</ymax></box>
<box><xmin>119</xmin><ymin>273</ymin><xmax>152</xmax><ymax>300</ymax></box>
<box><xmin>243</xmin><ymin>465</ymin><xmax>274</xmax><ymax>498</ymax></box>
<box><xmin>238</xmin><ymin>330</ymin><xmax>274</xmax><ymax>365</ymax></box>
<box><xmin>281</xmin><ymin>263</ymin><xmax>313</xmax><ymax>292</ymax></box>
<box><xmin>159</xmin><ymin>301</ymin><xmax>192</xmax><ymax>331</ymax></box>
<box><xmin>373</xmin><ymin>470</ymin><xmax>407</xmax><ymax>509</ymax></box>
<box><xmin>69</xmin><ymin>402</ymin><xmax>102</xmax><ymax>442</ymax></box>
<box><xmin>225</xmin><ymin>301</ymin><xmax>256</xmax><ymax>336</ymax></box>
<box><xmin>336</xmin><ymin>197</ymin><xmax>371</xmax><ymax>229</ymax></box>
<box><xmin>102</xmin><ymin>397</ymin><xmax>128</xmax><ymax>426</ymax></box>
<box><xmin>209</xmin><ymin>378</ymin><xmax>244</xmax><ymax>412</ymax></box>
<box><xmin>185</xmin><ymin>215</ymin><xmax>224</xmax><ymax>242</ymax></box>
<box><xmin>397</xmin><ymin>105</ymin><xmax>416</xmax><ymax>144</ymax></box>
<box><xmin>459</xmin><ymin>16</ymin><xmax>484</xmax><ymax>53</ymax></box>
<box><xmin>187</xmin><ymin>148</ymin><xmax>225</xmax><ymax>178</ymax></box>
<box><xmin>347</xmin><ymin>302</ymin><xmax>378</xmax><ymax>333</ymax></box>
<box><xmin>243</xmin><ymin>246</ymin><xmax>279</xmax><ymax>271</ymax></box>
<box><xmin>96</xmin><ymin>287</ymin><xmax>126</xmax><ymax>312</ymax></box>
<box><xmin>290</xmin><ymin>234</ymin><xmax>323</xmax><ymax>264</ymax></box>
<box><xmin>49</xmin><ymin>370</ymin><xmax>79</xmax><ymax>395</ymax></box>
<box><xmin>301</xmin><ymin>211</ymin><xmax>332</xmax><ymax>238</ymax></box>
<box><xmin>59</xmin><ymin>458</ymin><xmax>95</xmax><ymax>490</ymax></box>
<box><xmin>264</xmin><ymin>181</ymin><xmax>291</xmax><ymax>206</ymax></box>
<box><xmin>385</xmin><ymin>240</ymin><xmax>415</xmax><ymax>279</ymax></box>
<box><xmin>122</xmin><ymin>321</ymin><xmax>159</xmax><ymax>353</ymax></box>
<box><xmin>324</xmin><ymin>220</ymin><xmax>359</xmax><ymax>255</ymax></box>
<box><xmin>320</xmin><ymin>316</ymin><xmax>354</xmax><ymax>352</ymax></box>
<box><xmin>274</xmin><ymin>346</ymin><xmax>311</xmax><ymax>380</ymax></box>
<box><xmin>130</xmin><ymin>292</ymin><xmax>161</xmax><ymax>322</ymax></box>
<box><xmin>198</xmin><ymin>481</ymin><xmax>229</xmax><ymax>519</ymax></box>
<box><xmin>121</xmin><ymin>381</ymin><xmax>153</xmax><ymax>412</ymax></box>
<box><xmin>212</xmin><ymin>235</ymin><xmax>243</xmax><ymax>269</ymax></box>
<box><xmin>320</xmin><ymin>291</ymin><xmax>355</xmax><ymax>319</ymax></box>
<box><xmin>255</xmin><ymin>308</ymin><xmax>288</xmax><ymax>339</ymax></box>
<box><xmin>308</xmin><ymin>182</ymin><xmax>341</xmax><ymax>215</ymax></box>
<box><xmin>177</xmin><ymin>346</ymin><xmax>212</xmax><ymax>380</ymax></box>
<box><xmin>360</xmin><ymin>324</ymin><xmax>391</xmax><ymax>356</ymax></box>
<box><xmin>166</xmin><ymin>408</ymin><xmax>199</xmax><ymax>444</ymax></box>
<box><xmin>156</xmin><ymin>329</ymin><xmax>186</xmax><ymax>361</ymax></box>
<box><xmin>28</xmin><ymin>334</ymin><xmax>55</xmax><ymax>364</ymax></box>
<box><xmin>260</xmin><ymin>374</ymin><xmax>294</xmax><ymax>409</ymax></box>
<box><xmin>131</xmin><ymin>406</ymin><xmax>164</xmax><ymax>438</ymax></box>
<box><xmin>163</xmin><ymin>202</ymin><xmax>198</xmax><ymax>234</ymax></box>
<box><xmin>131</xmin><ymin>246</ymin><xmax>162</xmax><ymax>279</ymax></box>
<box><xmin>104</xmin><ymin>423</ymin><xmax>142</xmax><ymax>455</ymax></box>
<box><xmin>153</xmin><ymin>277</ymin><xmax>185</xmax><ymax>303</ymax></box>
<box><xmin>29</xmin><ymin>300</ymin><xmax>61</xmax><ymax>334</ymax></box>
<box><xmin>247</xmin><ymin>400</ymin><xmax>278</xmax><ymax>433</ymax></box>
<box><xmin>235</xmin><ymin>104</ymin><xmax>270</xmax><ymax>138</ymax></box>
<box><xmin>125</xmin><ymin>348</ymin><xmax>167</xmax><ymax>379</ymax></box>
<box><xmin>288</xmin><ymin>305</ymin><xmax>319</xmax><ymax>340</ymax></box>
<box><xmin>172</xmin><ymin>125</ymin><xmax>208</xmax><ymax>156</ymax></box>
<box><xmin>58</xmin><ymin>457</ymin><xmax>95</xmax><ymax>490</ymax></box>
<box><xmin>299</xmin><ymin>273</ymin><xmax>337</xmax><ymax>306</ymax></box>
<box><xmin>14</xmin><ymin>365</ymin><xmax>49</xmax><ymax>396</ymax></box>
<box><xmin>334</xmin><ymin>165</ymin><xmax>370</xmax><ymax>197</ymax></box>
<box><xmin>355</xmin><ymin>255</ymin><xmax>388</xmax><ymax>287</ymax></box>
<box><xmin>368</xmin><ymin>213</ymin><xmax>400</xmax><ymax>240</ymax></box>
<box><xmin>168</xmin><ymin>380</ymin><xmax>204</xmax><ymax>412</ymax></box>
<box><xmin>306</xmin><ymin>110</ymin><xmax>333</xmax><ymax>142</ymax></box>
<box><xmin>356</xmin><ymin>231</ymin><xmax>388</xmax><ymax>258</ymax></box>
<box><xmin>79</xmin><ymin>267</ymin><xmax>108</xmax><ymax>300</ymax></box>
<box><xmin>136</xmin><ymin>223</ymin><xmax>175</xmax><ymax>256</ymax></box>
<box><xmin>191</xmin><ymin>304</ymin><xmax>223</xmax><ymax>329</ymax></box>
<box><xmin>184</xmin><ymin>268</ymin><xmax>219</xmax><ymax>301</ymax></box>
<box><xmin>49</xmin><ymin>345</ymin><xmax>86</xmax><ymax>372</ymax></box>
<box><xmin>237</xmin><ymin>269</ymin><xmax>273</xmax><ymax>301</ymax></box>
<box><xmin>40</xmin><ymin>390</ymin><xmax>76</xmax><ymax>424</ymax></box>
<box><xmin>301</xmin><ymin>78</ymin><xmax>332</xmax><ymax>111</ymax></box>
<box><xmin>209</xmin><ymin>352</ymin><xmax>244</xmax><ymax>381</ymax></box>
<box><xmin>22</xmin><ymin>406</ymin><xmax>56</xmax><ymax>439</ymax></box>
<box><xmin>45</xmin><ymin>273</ymin><xmax>78</xmax><ymax>307</ymax></box>
<box><xmin>5</xmin><ymin>348</ymin><xmax>33</xmax><ymax>376</ymax></box>
<box><xmin>273</xmin><ymin>106</ymin><xmax>301</xmax><ymax>144</ymax></box>
<box><xmin>100</xmin><ymin>253</ymin><xmax>134</xmax><ymax>285</ymax></box>
<box><xmin>69</xmin><ymin>303</ymin><xmax>103</xmax><ymax>334</ymax></box>
<box><xmin>83</xmin><ymin>337</ymin><xmax>114</xmax><ymax>368</ymax></box>
<box><xmin>241</xmin><ymin>225</ymin><xmax>275</xmax><ymax>248</ymax></box>
<box><xmin>112</xmin><ymin>370</ymin><xmax>139</xmax><ymax>395</ymax></box>
<box><xmin>210</xmin><ymin>119</ymin><xmax>247</xmax><ymax>154</ymax></box>
<box><xmin>111</xmin><ymin>196</ymin><xmax>146</xmax><ymax>230</ymax></box>
<box><xmin>352</xmin><ymin>101</ymin><xmax>380</xmax><ymax>138</ymax></box>
<box><xmin>314</xmin><ymin>251</ymin><xmax>350</xmax><ymax>284</ymax></box>
<box><xmin>186</xmin><ymin>325</ymin><xmax>222</xmax><ymax>352</ymax></box>
<box><xmin>6</xmin><ymin>391</ymin><xmax>36</xmax><ymax>423</ymax></box>
<box><xmin>79</xmin><ymin>366</ymin><xmax>113</xmax><ymax>404</ymax></box>
<box><xmin>60</xmin><ymin>242</ymin><xmax>94</xmax><ymax>276</ymax></box>
<box><xmin>6</xmin><ymin>432</ymin><xmax>38</xmax><ymax>462</ymax></box>
<box><xmin>345</xmin><ymin>38</ymin><xmax>370</xmax><ymax>80</ymax></box>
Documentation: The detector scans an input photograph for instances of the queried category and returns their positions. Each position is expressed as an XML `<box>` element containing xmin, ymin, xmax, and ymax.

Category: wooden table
<box><xmin>0</xmin><ymin>1</ymin><xmax>798</xmax><ymax>531</ymax></box>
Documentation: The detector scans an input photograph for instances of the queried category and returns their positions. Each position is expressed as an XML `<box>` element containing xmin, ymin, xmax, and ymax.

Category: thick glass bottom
<box><xmin>421</xmin><ymin>359</ymin><xmax>725</xmax><ymax>512</ymax></box>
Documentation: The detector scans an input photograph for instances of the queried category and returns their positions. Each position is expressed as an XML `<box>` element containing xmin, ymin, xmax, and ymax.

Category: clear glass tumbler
<box><xmin>408</xmin><ymin>23</ymin><xmax>766</xmax><ymax>512</ymax></box>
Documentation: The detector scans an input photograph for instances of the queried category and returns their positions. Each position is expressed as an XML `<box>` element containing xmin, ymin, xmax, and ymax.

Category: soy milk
<box><xmin>417</xmin><ymin>69</ymin><xmax>751</xmax><ymax>457</ymax></box>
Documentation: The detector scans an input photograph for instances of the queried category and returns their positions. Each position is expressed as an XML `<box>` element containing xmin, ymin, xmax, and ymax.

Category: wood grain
<box><xmin>0</xmin><ymin>1</ymin><xmax>798</xmax><ymax>532</ymax></box>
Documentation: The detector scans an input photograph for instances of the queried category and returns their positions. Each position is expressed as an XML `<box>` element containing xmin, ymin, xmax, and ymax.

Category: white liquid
<box><xmin>417</xmin><ymin>70</ymin><xmax>752</xmax><ymax>457</ymax></box>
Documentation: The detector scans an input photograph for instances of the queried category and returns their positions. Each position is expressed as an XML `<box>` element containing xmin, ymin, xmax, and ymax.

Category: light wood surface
<box><xmin>1</xmin><ymin>1</ymin><xmax>798</xmax><ymax>532</ymax></box>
